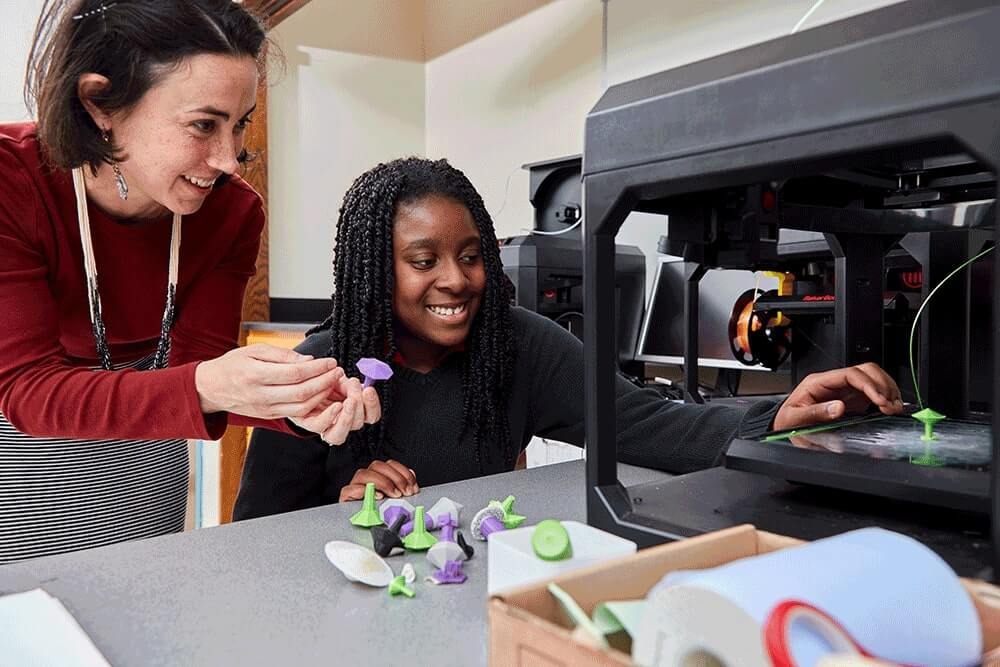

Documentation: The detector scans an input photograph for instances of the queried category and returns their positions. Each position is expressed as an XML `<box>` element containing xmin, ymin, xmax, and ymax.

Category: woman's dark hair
<box><xmin>24</xmin><ymin>0</ymin><xmax>268</xmax><ymax>170</ymax></box>
<box><xmin>321</xmin><ymin>157</ymin><xmax>517</xmax><ymax>471</ymax></box>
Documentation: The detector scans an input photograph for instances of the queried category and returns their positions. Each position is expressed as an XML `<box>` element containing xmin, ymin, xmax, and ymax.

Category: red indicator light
<box><xmin>761</xmin><ymin>190</ymin><xmax>777</xmax><ymax>211</ymax></box>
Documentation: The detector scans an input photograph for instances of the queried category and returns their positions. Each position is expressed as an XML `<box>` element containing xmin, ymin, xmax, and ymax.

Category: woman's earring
<box><xmin>102</xmin><ymin>129</ymin><xmax>128</xmax><ymax>201</ymax></box>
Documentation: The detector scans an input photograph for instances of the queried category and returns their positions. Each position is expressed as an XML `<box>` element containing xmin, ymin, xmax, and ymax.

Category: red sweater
<box><xmin>0</xmin><ymin>122</ymin><xmax>290</xmax><ymax>440</ymax></box>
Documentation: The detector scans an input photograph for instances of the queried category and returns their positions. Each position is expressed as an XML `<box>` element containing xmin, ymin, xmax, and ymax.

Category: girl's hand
<box><xmin>773</xmin><ymin>362</ymin><xmax>904</xmax><ymax>432</ymax></box>
<box><xmin>289</xmin><ymin>375</ymin><xmax>381</xmax><ymax>445</ymax></box>
<box><xmin>339</xmin><ymin>460</ymin><xmax>418</xmax><ymax>502</ymax></box>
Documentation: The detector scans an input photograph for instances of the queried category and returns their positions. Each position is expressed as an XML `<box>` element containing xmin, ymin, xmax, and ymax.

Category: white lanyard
<box><xmin>71</xmin><ymin>167</ymin><xmax>181</xmax><ymax>370</ymax></box>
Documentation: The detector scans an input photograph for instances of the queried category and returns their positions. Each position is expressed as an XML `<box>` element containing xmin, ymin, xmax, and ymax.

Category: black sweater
<box><xmin>234</xmin><ymin>307</ymin><xmax>779</xmax><ymax>519</ymax></box>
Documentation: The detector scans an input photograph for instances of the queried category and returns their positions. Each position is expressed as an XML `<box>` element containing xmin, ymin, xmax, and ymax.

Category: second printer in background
<box><xmin>500</xmin><ymin>156</ymin><xmax>646</xmax><ymax>377</ymax></box>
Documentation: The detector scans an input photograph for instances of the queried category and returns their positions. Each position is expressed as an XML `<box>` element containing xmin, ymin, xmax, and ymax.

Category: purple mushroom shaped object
<box><xmin>471</xmin><ymin>505</ymin><xmax>506</xmax><ymax>541</ymax></box>
<box><xmin>379</xmin><ymin>499</ymin><xmax>415</xmax><ymax>526</ymax></box>
<box><xmin>372</xmin><ymin>500</ymin><xmax>415</xmax><ymax>556</ymax></box>
<box><xmin>428</xmin><ymin>542</ymin><xmax>466</xmax><ymax>570</ymax></box>
<box><xmin>399</xmin><ymin>512</ymin><xmax>433</xmax><ymax>538</ymax></box>
<box><xmin>356</xmin><ymin>358</ymin><xmax>393</xmax><ymax>389</ymax></box>
<box><xmin>427</xmin><ymin>515</ymin><xmax>468</xmax><ymax>569</ymax></box>
<box><xmin>401</xmin><ymin>496</ymin><xmax>463</xmax><ymax>537</ymax></box>
<box><xmin>426</xmin><ymin>560</ymin><xmax>467</xmax><ymax>585</ymax></box>
<box><xmin>428</xmin><ymin>497</ymin><xmax>463</xmax><ymax>524</ymax></box>
<box><xmin>438</xmin><ymin>515</ymin><xmax>458</xmax><ymax>542</ymax></box>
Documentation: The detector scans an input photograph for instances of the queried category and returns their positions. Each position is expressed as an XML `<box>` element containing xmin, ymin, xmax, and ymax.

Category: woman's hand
<box><xmin>194</xmin><ymin>344</ymin><xmax>345</xmax><ymax>419</ymax></box>
<box><xmin>339</xmin><ymin>460</ymin><xmax>418</xmax><ymax>502</ymax></box>
<box><xmin>773</xmin><ymin>362</ymin><xmax>904</xmax><ymax>432</ymax></box>
<box><xmin>289</xmin><ymin>375</ymin><xmax>381</xmax><ymax>445</ymax></box>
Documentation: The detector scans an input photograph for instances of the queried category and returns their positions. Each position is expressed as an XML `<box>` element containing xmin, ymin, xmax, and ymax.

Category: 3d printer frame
<box><xmin>582</xmin><ymin>0</ymin><xmax>1000</xmax><ymax>570</ymax></box>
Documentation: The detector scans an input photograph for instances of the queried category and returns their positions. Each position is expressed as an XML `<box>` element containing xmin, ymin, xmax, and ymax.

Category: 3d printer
<box><xmin>500</xmin><ymin>156</ymin><xmax>646</xmax><ymax>370</ymax></box>
<box><xmin>582</xmin><ymin>0</ymin><xmax>999</xmax><ymax>577</ymax></box>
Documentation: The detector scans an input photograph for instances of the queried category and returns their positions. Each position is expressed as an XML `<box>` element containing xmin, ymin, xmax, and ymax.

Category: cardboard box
<box><xmin>488</xmin><ymin>524</ymin><xmax>1000</xmax><ymax>666</ymax></box>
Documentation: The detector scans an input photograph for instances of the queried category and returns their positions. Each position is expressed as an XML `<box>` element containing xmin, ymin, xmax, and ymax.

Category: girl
<box><xmin>234</xmin><ymin>157</ymin><xmax>902</xmax><ymax>516</ymax></box>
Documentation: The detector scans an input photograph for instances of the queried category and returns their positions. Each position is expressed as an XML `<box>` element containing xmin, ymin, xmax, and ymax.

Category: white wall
<box><xmin>269</xmin><ymin>0</ymin><xmax>911</xmax><ymax>300</ymax></box>
<box><xmin>424</xmin><ymin>0</ymin><xmax>602</xmax><ymax>240</ymax></box>
<box><xmin>0</xmin><ymin>0</ymin><xmax>47</xmax><ymax>122</ymax></box>
<box><xmin>267</xmin><ymin>3</ymin><xmax>426</xmax><ymax>300</ymax></box>
<box><xmin>423</xmin><ymin>1</ymin><xmax>558</xmax><ymax>61</ymax></box>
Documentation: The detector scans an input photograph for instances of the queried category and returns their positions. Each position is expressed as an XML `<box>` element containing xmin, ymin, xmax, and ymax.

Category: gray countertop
<box><xmin>0</xmin><ymin>461</ymin><xmax>667</xmax><ymax>666</ymax></box>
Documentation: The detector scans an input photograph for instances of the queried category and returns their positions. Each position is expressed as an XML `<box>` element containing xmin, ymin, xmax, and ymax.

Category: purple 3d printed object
<box><xmin>427</xmin><ymin>560</ymin><xmax>467</xmax><ymax>585</ymax></box>
<box><xmin>471</xmin><ymin>505</ymin><xmax>506</xmax><ymax>541</ymax></box>
<box><xmin>356</xmin><ymin>358</ymin><xmax>393</xmax><ymax>389</ymax></box>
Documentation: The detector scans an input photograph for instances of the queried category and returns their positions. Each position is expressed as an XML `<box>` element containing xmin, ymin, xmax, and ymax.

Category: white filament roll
<box><xmin>633</xmin><ymin>528</ymin><xmax>980</xmax><ymax>667</ymax></box>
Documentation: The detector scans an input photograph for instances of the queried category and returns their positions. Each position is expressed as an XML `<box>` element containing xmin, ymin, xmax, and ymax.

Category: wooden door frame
<box><xmin>247</xmin><ymin>0</ymin><xmax>314</xmax><ymax>28</ymax></box>
<box><xmin>217</xmin><ymin>0</ymin><xmax>312</xmax><ymax>523</ymax></box>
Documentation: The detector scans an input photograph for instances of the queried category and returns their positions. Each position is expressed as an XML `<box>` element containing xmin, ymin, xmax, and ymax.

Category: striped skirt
<box><xmin>0</xmin><ymin>354</ymin><xmax>188</xmax><ymax>564</ymax></box>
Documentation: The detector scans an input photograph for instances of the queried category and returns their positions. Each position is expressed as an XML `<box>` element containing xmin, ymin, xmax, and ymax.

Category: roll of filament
<box><xmin>633</xmin><ymin>528</ymin><xmax>980</xmax><ymax>667</ymax></box>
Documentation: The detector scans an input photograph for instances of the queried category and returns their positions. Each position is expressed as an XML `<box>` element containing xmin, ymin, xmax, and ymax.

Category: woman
<box><xmin>0</xmin><ymin>1</ymin><xmax>378</xmax><ymax>562</ymax></box>
<box><xmin>233</xmin><ymin>157</ymin><xmax>902</xmax><ymax>516</ymax></box>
